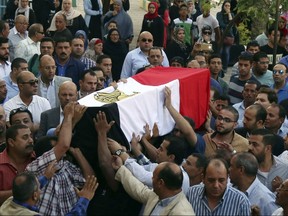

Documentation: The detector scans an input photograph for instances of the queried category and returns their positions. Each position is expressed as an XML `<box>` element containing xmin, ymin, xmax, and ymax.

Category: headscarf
<box><xmin>48</xmin><ymin>0</ymin><xmax>81</xmax><ymax>31</ymax></box>
<box><xmin>75</xmin><ymin>30</ymin><xmax>88</xmax><ymax>50</ymax></box>
<box><xmin>15</xmin><ymin>0</ymin><xmax>30</xmax><ymax>21</ymax></box>
<box><xmin>173</xmin><ymin>26</ymin><xmax>187</xmax><ymax>50</ymax></box>
<box><xmin>144</xmin><ymin>2</ymin><xmax>159</xmax><ymax>20</ymax></box>
<box><xmin>104</xmin><ymin>28</ymin><xmax>127</xmax><ymax>55</ymax></box>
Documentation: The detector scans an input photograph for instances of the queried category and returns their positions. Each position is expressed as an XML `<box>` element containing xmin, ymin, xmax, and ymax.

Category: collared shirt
<box><xmin>120</xmin><ymin>47</ymin><xmax>169</xmax><ymax>78</ymax></box>
<box><xmin>252</xmin><ymin>69</ymin><xmax>274</xmax><ymax>86</ymax></box>
<box><xmin>26</xmin><ymin>148</ymin><xmax>85</xmax><ymax>215</ymax></box>
<box><xmin>14</xmin><ymin>36</ymin><xmax>40</xmax><ymax>62</ymax></box>
<box><xmin>150</xmin><ymin>193</ymin><xmax>179</xmax><ymax>216</ymax></box>
<box><xmin>39</xmin><ymin>76</ymin><xmax>56</xmax><ymax>108</ymax></box>
<box><xmin>186</xmin><ymin>184</ymin><xmax>251</xmax><ymax>215</ymax></box>
<box><xmin>278</xmin><ymin>124</ymin><xmax>288</xmax><ymax>138</ymax></box>
<box><xmin>203</xmin><ymin>131</ymin><xmax>249</xmax><ymax>158</ymax></box>
<box><xmin>0</xmin><ymin>62</ymin><xmax>11</xmax><ymax>79</ymax></box>
<box><xmin>273</xmin><ymin>207</ymin><xmax>284</xmax><ymax>216</ymax></box>
<box><xmin>3</xmin><ymin>94</ymin><xmax>51</xmax><ymax>124</ymax></box>
<box><xmin>233</xmin><ymin>101</ymin><xmax>245</xmax><ymax>128</ymax></box>
<box><xmin>257</xmin><ymin>155</ymin><xmax>288</xmax><ymax>191</ymax></box>
<box><xmin>80</xmin><ymin>56</ymin><xmax>96</xmax><ymax>70</ymax></box>
<box><xmin>271</xmin><ymin>82</ymin><xmax>288</xmax><ymax>103</ymax></box>
<box><xmin>124</xmin><ymin>158</ymin><xmax>190</xmax><ymax>194</ymax></box>
<box><xmin>13</xmin><ymin>199</ymin><xmax>39</xmax><ymax>213</ymax></box>
<box><xmin>3</xmin><ymin>74</ymin><xmax>19</xmax><ymax>100</ymax></box>
<box><xmin>8</xmin><ymin>27</ymin><xmax>28</xmax><ymax>61</ymax></box>
<box><xmin>244</xmin><ymin>177</ymin><xmax>279</xmax><ymax>215</ymax></box>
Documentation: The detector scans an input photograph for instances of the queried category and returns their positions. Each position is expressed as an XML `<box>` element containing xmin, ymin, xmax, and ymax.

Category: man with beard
<box><xmin>0</xmin><ymin>124</ymin><xmax>35</xmax><ymax>205</ymax></box>
<box><xmin>271</xmin><ymin>63</ymin><xmax>288</xmax><ymax>103</ymax></box>
<box><xmin>233</xmin><ymin>80</ymin><xmax>259</xmax><ymax>128</ymax></box>
<box><xmin>0</xmin><ymin>80</ymin><xmax>8</xmax><ymax>105</ymax></box>
<box><xmin>0</xmin><ymin>37</ymin><xmax>11</xmax><ymax>79</ymax></box>
<box><xmin>248</xmin><ymin>128</ymin><xmax>288</xmax><ymax>192</ymax></box>
<box><xmin>273</xmin><ymin>179</ymin><xmax>288</xmax><ymax>215</ymax></box>
<box><xmin>54</xmin><ymin>38</ymin><xmax>85</xmax><ymax>89</ymax></box>
<box><xmin>203</xmin><ymin>106</ymin><xmax>249</xmax><ymax>158</ymax></box>
<box><xmin>92</xmin><ymin>66</ymin><xmax>105</xmax><ymax>91</ymax></box>
<box><xmin>235</xmin><ymin>104</ymin><xmax>267</xmax><ymax>138</ymax></box>
<box><xmin>252</xmin><ymin>52</ymin><xmax>274</xmax><ymax>86</ymax></box>
<box><xmin>3</xmin><ymin>71</ymin><xmax>51</xmax><ymax>128</ymax></box>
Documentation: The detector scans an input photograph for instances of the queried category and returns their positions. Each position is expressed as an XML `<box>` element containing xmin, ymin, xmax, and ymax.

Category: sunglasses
<box><xmin>10</xmin><ymin>106</ymin><xmax>28</xmax><ymax>115</ymax></box>
<box><xmin>273</xmin><ymin>70</ymin><xmax>285</xmax><ymax>75</ymax></box>
<box><xmin>203</xmin><ymin>31</ymin><xmax>212</xmax><ymax>35</ymax></box>
<box><xmin>141</xmin><ymin>38</ymin><xmax>153</xmax><ymax>43</ymax></box>
<box><xmin>21</xmin><ymin>79</ymin><xmax>39</xmax><ymax>86</ymax></box>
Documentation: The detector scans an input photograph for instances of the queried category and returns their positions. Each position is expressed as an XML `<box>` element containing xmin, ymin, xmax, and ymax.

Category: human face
<box><xmin>265</xmin><ymin>106</ymin><xmax>283</xmax><ymax>131</ymax></box>
<box><xmin>15</xmin><ymin>16</ymin><xmax>28</xmax><ymax>34</ymax></box>
<box><xmin>2</xmin><ymin>23</ymin><xmax>10</xmax><ymax>38</ymax></box>
<box><xmin>156</xmin><ymin>140</ymin><xmax>171</xmax><ymax>163</ymax></box>
<box><xmin>0</xmin><ymin>42</ymin><xmax>9</xmax><ymax>61</ymax></box>
<box><xmin>55</xmin><ymin>15</ymin><xmax>66</xmax><ymax>31</ymax></box>
<box><xmin>243</xmin><ymin>107</ymin><xmax>258</xmax><ymax>131</ymax></box>
<box><xmin>62</xmin><ymin>0</ymin><xmax>72</xmax><ymax>12</ymax></box>
<box><xmin>255</xmin><ymin>93</ymin><xmax>271</xmax><ymax>109</ymax></box>
<box><xmin>19</xmin><ymin>73</ymin><xmax>38</xmax><ymax>96</ymax></box>
<box><xmin>0</xmin><ymin>80</ymin><xmax>7</xmax><ymax>101</ymax></box>
<box><xmin>254</xmin><ymin>57</ymin><xmax>269</xmax><ymax>74</ymax></box>
<box><xmin>79</xmin><ymin>73</ymin><xmax>97</xmax><ymax>94</ymax></box>
<box><xmin>238</xmin><ymin>59</ymin><xmax>252</xmax><ymax>79</ymax></box>
<box><xmin>273</xmin><ymin>64</ymin><xmax>287</xmax><ymax>85</ymax></box>
<box><xmin>55</xmin><ymin>42</ymin><xmax>71</xmax><ymax>61</ymax></box>
<box><xmin>195</xmin><ymin>55</ymin><xmax>207</xmax><ymax>68</ymax></box>
<box><xmin>152</xmin><ymin>165</ymin><xmax>162</xmax><ymax>195</ymax></box>
<box><xmin>182</xmin><ymin>155</ymin><xmax>202</xmax><ymax>179</ymax></box>
<box><xmin>0</xmin><ymin>106</ymin><xmax>6</xmax><ymax>134</ymax></box>
<box><xmin>39</xmin><ymin>56</ymin><xmax>56</xmax><ymax>82</ymax></box>
<box><xmin>58</xmin><ymin>84</ymin><xmax>77</xmax><ymax>108</ymax></box>
<box><xmin>171</xmin><ymin>61</ymin><xmax>183</xmax><ymax>67</ymax></box>
<box><xmin>269</xmin><ymin>30</ymin><xmax>280</xmax><ymax>44</ymax></box>
<box><xmin>94</xmin><ymin>43</ymin><xmax>103</xmax><ymax>55</ymax></box>
<box><xmin>248</xmin><ymin>134</ymin><xmax>266</xmax><ymax>163</ymax></box>
<box><xmin>276</xmin><ymin>180</ymin><xmax>288</xmax><ymax>207</ymax></box>
<box><xmin>209</xmin><ymin>57</ymin><xmax>222</xmax><ymax>76</ymax></box>
<box><xmin>35</xmin><ymin>27</ymin><xmax>44</xmax><ymax>42</ymax></box>
<box><xmin>113</xmin><ymin>2</ymin><xmax>121</xmax><ymax>12</ymax></box>
<box><xmin>72</xmin><ymin>39</ymin><xmax>84</xmax><ymax>58</ymax></box>
<box><xmin>223</xmin><ymin>2</ymin><xmax>231</xmax><ymax>12</ymax></box>
<box><xmin>229</xmin><ymin>156</ymin><xmax>240</xmax><ymax>185</ymax></box>
<box><xmin>148</xmin><ymin>3</ymin><xmax>156</xmax><ymax>14</ymax></box>
<box><xmin>10</xmin><ymin>112</ymin><xmax>33</xmax><ymax>131</ymax></box>
<box><xmin>40</xmin><ymin>41</ymin><xmax>54</xmax><ymax>55</ymax></box>
<box><xmin>215</xmin><ymin>99</ymin><xmax>229</xmax><ymax>112</ymax></box>
<box><xmin>179</xmin><ymin>6</ymin><xmax>188</xmax><ymax>17</ymax></box>
<box><xmin>95</xmin><ymin>70</ymin><xmax>105</xmax><ymax>90</ymax></box>
<box><xmin>203</xmin><ymin>163</ymin><xmax>227</xmax><ymax>200</ymax></box>
<box><xmin>20</xmin><ymin>0</ymin><xmax>29</xmax><ymax>8</ymax></box>
<box><xmin>187</xmin><ymin>60</ymin><xmax>200</xmax><ymax>68</ymax></box>
<box><xmin>139</xmin><ymin>33</ymin><xmax>153</xmax><ymax>52</ymax></box>
<box><xmin>54</xmin><ymin>0</ymin><xmax>60</xmax><ymax>8</ymax></box>
<box><xmin>215</xmin><ymin>109</ymin><xmax>237</xmax><ymax>134</ymax></box>
<box><xmin>10</xmin><ymin>128</ymin><xmax>34</xmax><ymax>157</ymax></box>
<box><xmin>247</xmin><ymin>46</ymin><xmax>260</xmax><ymax>54</ymax></box>
<box><xmin>109</xmin><ymin>30</ymin><xmax>120</xmax><ymax>43</ymax></box>
<box><xmin>148</xmin><ymin>49</ymin><xmax>163</xmax><ymax>66</ymax></box>
<box><xmin>99</xmin><ymin>58</ymin><xmax>112</xmax><ymax>77</ymax></box>
<box><xmin>175</xmin><ymin>0</ymin><xmax>184</xmax><ymax>6</ymax></box>
<box><xmin>242</xmin><ymin>83</ymin><xmax>257</xmax><ymax>104</ymax></box>
<box><xmin>13</xmin><ymin>62</ymin><xmax>28</xmax><ymax>79</ymax></box>
<box><xmin>108</xmin><ymin>23</ymin><xmax>117</xmax><ymax>30</ymax></box>
<box><xmin>176</xmin><ymin>29</ymin><xmax>185</xmax><ymax>42</ymax></box>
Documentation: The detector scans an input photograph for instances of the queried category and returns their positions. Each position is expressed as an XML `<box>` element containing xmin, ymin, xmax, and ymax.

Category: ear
<box><xmin>7</xmin><ymin>138</ymin><xmax>15</xmax><ymax>148</ymax></box>
<box><xmin>168</xmin><ymin>154</ymin><xmax>175</xmax><ymax>162</ymax></box>
<box><xmin>32</xmin><ymin>191</ymin><xmax>38</xmax><ymax>201</ymax></box>
<box><xmin>265</xmin><ymin>144</ymin><xmax>272</xmax><ymax>152</ymax></box>
<box><xmin>256</xmin><ymin>120</ymin><xmax>264</xmax><ymax>128</ymax></box>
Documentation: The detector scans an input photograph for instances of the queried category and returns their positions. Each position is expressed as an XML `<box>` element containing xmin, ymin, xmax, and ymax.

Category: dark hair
<box><xmin>96</xmin><ymin>54</ymin><xmax>111</xmax><ymax>64</ymax></box>
<box><xmin>6</xmin><ymin>124</ymin><xmax>29</xmax><ymax>144</ymax></box>
<box><xmin>268</xmin><ymin>104</ymin><xmax>286</xmax><ymax>119</ymax></box>
<box><xmin>170</xmin><ymin>56</ymin><xmax>184</xmax><ymax>67</ymax></box>
<box><xmin>204</xmin><ymin>158</ymin><xmax>229</xmax><ymax>177</ymax></box>
<box><xmin>246</xmin><ymin>40</ymin><xmax>260</xmax><ymax>50</ymax></box>
<box><xmin>215</xmin><ymin>94</ymin><xmax>231</xmax><ymax>104</ymax></box>
<box><xmin>0</xmin><ymin>20</ymin><xmax>8</xmax><ymax>34</ymax></box>
<box><xmin>55</xmin><ymin>37</ymin><xmax>72</xmax><ymax>46</ymax></box>
<box><xmin>268</xmin><ymin>25</ymin><xmax>279</xmax><ymax>35</ymax></box>
<box><xmin>244</xmin><ymin>80</ymin><xmax>260</xmax><ymax>91</ymax></box>
<box><xmin>179</xmin><ymin>3</ymin><xmax>188</xmax><ymax>10</ymax></box>
<box><xmin>208</xmin><ymin>53</ymin><xmax>222</xmax><ymax>64</ymax></box>
<box><xmin>247</xmin><ymin>104</ymin><xmax>267</xmax><ymax>122</ymax></box>
<box><xmin>221</xmin><ymin>0</ymin><xmax>231</xmax><ymax>12</ymax></box>
<box><xmin>11</xmin><ymin>58</ymin><xmax>27</xmax><ymax>70</ymax></box>
<box><xmin>157</xmin><ymin>162</ymin><xmax>183</xmax><ymax>190</ymax></box>
<box><xmin>201</xmin><ymin>25</ymin><xmax>212</xmax><ymax>33</ymax></box>
<box><xmin>210</xmin><ymin>86</ymin><xmax>220</xmax><ymax>100</ymax></box>
<box><xmin>191</xmin><ymin>153</ymin><xmax>207</xmax><ymax>169</ymax></box>
<box><xmin>257</xmin><ymin>87</ymin><xmax>278</xmax><ymax>104</ymax></box>
<box><xmin>41</xmin><ymin>37</ymin><xmax>55</xmax><ymax>45</ymax></box>
<box><xmin>13</xmin><ymin>172</ymin><xmax>38</xmax><ymax>202</ymax></box>
<box><xmin>90</xmin><ymin>66</ymin><xmax>103</xmax><ymax>73</ymax></box>
<box><xmin>165</xmin><ymin>135</ymin><xmax>188</xmax><ymax>165</ymax></box>
<box><xmin>108</xmin><ymin>28</ymin><xmax>121</xmax><ymax>40</ymax></box>
<box><xmin>80</xmin><ymin>69</ymin><xmax>97</xmax><ymax>81</ymax></box>
<box><xmin>148</xmin><ymin>46</ymin><xmax>163</xmax><ymax>56</ymax></box>
<box><xmin>34</xmin><ymin>136</ymin><xmax>58</xmax><ymax>157</ymax></box>
<box><xmin>107</xmin><ymin>20</ymin><xmax>117</xmax><ymax>26</ymax></box>
<box><xmin>0</xmin><ymin>37</ymin><xmax>9</xmax><ymax>46</ymax></box>
<box><xmin>253</xmin><ymin>51</ymin><xmax>268</xmax><ymax>62</ymax></box>
<box><xmin>279</xmin><ymin>99</ymin><xmax>288</xmax><ymax>116</ymax></box>
<box><xmin>238</xmin><ymin>52</ymin><xmax>253</xmax><ymax>63</ymax></box>
<box><xmin>9</xmin><ymin>107</ymin><xmax>34</xmax><ymax>125</ymax></box>
<box><xmin>234</xmin><ymin>152</ymin><xmax>258</xmax><ymax>176</ymax></box>
<box><xmin>221</xmin><ymin>105</ymin><xmax>239</xmax><ymax>121</ymax></box>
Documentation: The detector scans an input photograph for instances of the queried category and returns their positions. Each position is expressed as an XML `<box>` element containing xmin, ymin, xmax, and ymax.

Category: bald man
<box><xmin>37</xmin><ymin>81</ymin><xmax>77</xmax><ymax>138</ymax></box>
<box><xmin>120</xmin><ymin>31</ymin><xmax>169</xmax><ymax>78</ymax></box>
<box><xmin>38</xmin><ymin>54</ymin><xmax>71</xmax><ymax>108</ymax></box>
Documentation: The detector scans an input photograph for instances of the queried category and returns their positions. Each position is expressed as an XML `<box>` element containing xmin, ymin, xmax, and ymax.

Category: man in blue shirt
<box><xmin>271</xmin><ymin>63</ymin><xmax>288</xmax><ymax>103</ymax></box>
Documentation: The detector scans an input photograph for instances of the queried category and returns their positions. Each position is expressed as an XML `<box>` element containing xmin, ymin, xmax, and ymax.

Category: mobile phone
<box><xmin>200</xmin><ymin>43</ymin><xmax>212</xmax><ymax>51</ymax></box>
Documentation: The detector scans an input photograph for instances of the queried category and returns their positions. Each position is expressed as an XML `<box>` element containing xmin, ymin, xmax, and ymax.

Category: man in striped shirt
<box><xmin>186</xmin><ymin>158</ymin><xmax>251</xmax><ymax>215</ymax></box>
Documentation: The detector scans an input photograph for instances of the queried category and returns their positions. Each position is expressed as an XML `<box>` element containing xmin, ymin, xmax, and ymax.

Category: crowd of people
<box><xmin>0</xmin><ymin>0</ymin><xmax>288</xmax><ymax>215</ymax></box>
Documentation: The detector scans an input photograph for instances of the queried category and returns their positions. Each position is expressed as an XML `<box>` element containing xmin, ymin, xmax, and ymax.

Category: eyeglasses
<box><xmin>216</xmin><ymin>115</ymin><xmax>236</xmax><ymax>123</ymax></box>
<box><xmin>273</xmin><ymin>70</ymin><xmax>285</xmax><ymax>75</ymax></box>
<box><xmin>43</xmin><ymin>66</ymin><xmax>57</xmax><ymax>70</ymax></box>
<box><xmin>203</xmin><ymin>31</ymin><xmax>212</xmax><ymax>35</ymax></box>
<box><xmin>10</xmin><ymin>106</ymin><xmax>28</xmax><ymax>115</ymax></box>
<box><xmin>141</xmin><ymin>38</ymin><xmax>153</xmax><ymax>43</ymax></box>
<box><xmin>21</xmin><ymin>79</ymin><xmax>38</xmax><ymax>86</ymax></box>
<box><xmin>258</xmin><ymin>61</ymin><xmax>269</xmax><ymax>65</ymax></box>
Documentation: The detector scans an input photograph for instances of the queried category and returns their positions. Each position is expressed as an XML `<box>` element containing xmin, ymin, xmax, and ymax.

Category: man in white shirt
<box><xmin>0</xmin><ymin>37</ymin><xmax>11</xmax><ymax>79</ymax></box>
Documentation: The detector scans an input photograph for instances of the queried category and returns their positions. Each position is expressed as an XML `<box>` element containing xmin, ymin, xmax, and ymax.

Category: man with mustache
<box><xmin>0</xmin><ymin>37</ymin><xmax>11</xmax><ymax>79</ymax></box>
<box><xmin>54</xmin><ymin>38</ymin><xmax>85</xmax><ymax>89</ymax></box>
<box><xmin>0</xmin><ymin>124</ymin><xmax>35</xmax><ymax>205</ymax></box>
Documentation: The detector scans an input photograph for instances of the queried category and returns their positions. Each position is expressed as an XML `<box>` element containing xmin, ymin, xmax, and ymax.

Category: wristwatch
<box><xmin>232</xmin><ymin>149</ymin><xmax>237</xmax><ymax>154</ymax></box>
<box><xmin>114</xmin><ymin>149</ymin><xmax>125</xmax><ymax>156</ymax></box>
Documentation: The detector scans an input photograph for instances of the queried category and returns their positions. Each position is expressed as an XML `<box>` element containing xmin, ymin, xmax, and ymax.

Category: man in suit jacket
<box><xmin>37</xmin><ymin>55</ymin><xmax>71</xmax><ymax>108</ymax></box>
<box><xmin>37</xmin><ymin>81</ymin><xmax>77</xmax><ymax>138</ymax></box>
<box><xmin>112</xmin><ymin>160</ymin><xmax>195</xmax><ymax>215</ymax></box>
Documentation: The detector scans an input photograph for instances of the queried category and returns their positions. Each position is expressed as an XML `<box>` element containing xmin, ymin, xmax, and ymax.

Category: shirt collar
<box><xmin>158</xmin><ymin>193</ymin><xmax>179</xmax><ymax>207</ymax></box>
<box><xmin>39</xmin><ymin>76</ymin><xmax>55</xmax><ymax>87</ymax></box>
<box><xmin>13</xmin><ymin>199</ymin><xmax>39</xmax><ymax>213</ymax></box>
